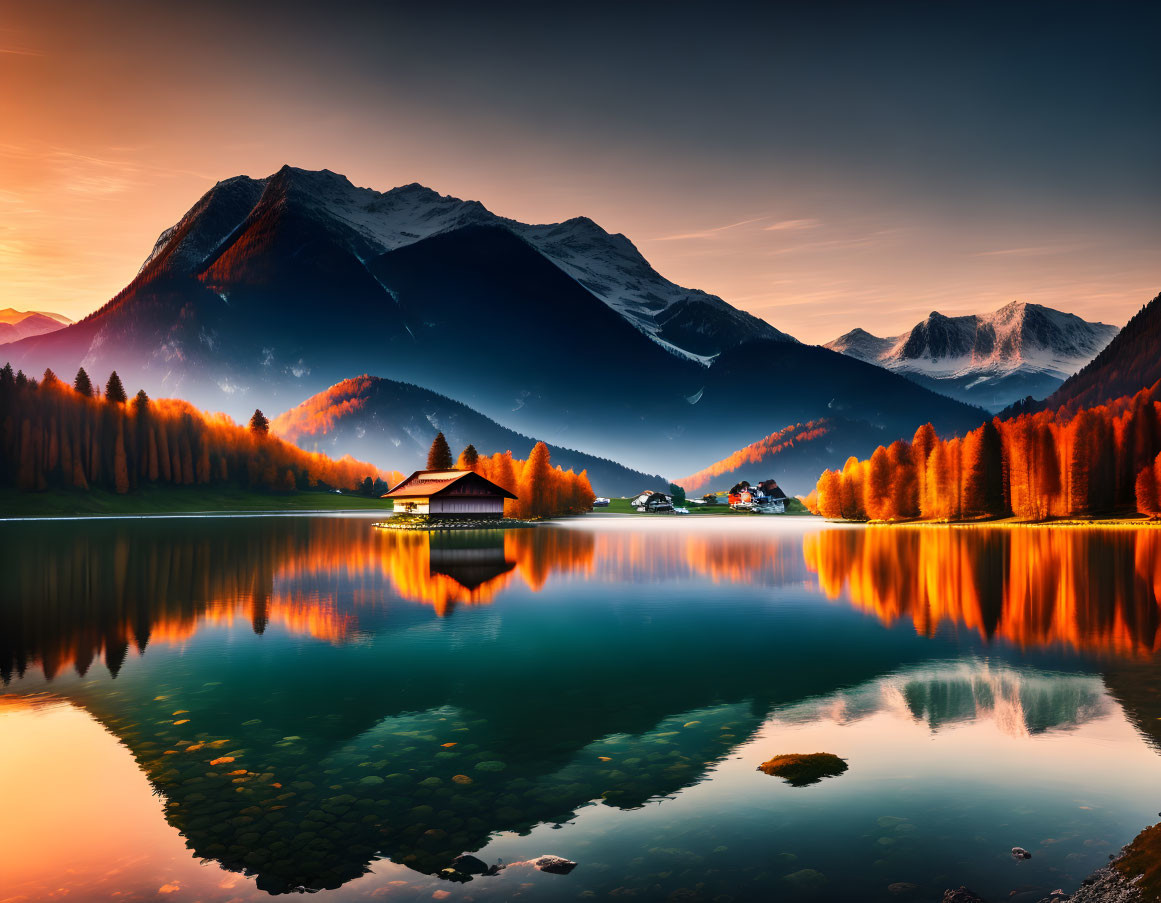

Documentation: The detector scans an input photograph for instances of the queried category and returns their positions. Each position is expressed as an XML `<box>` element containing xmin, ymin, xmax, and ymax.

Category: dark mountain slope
<box><xmin>271</xmin><ymin>375</ymin><xmax>668</xmax><ymax>496</ymax></box>
<box><xmin>1036</xmin><ymin>290</ymin><xmax>1161</xmax><ymax>413</ymax></box>
<box><xmin>362</xmin><ymin>224</ymin><xmax>700</xmax><ymax>455</ymax></box>
<box><xmin>692</xmin><ymin>340</ymin><xmax>987</xmax><ymax>439</ymax></box>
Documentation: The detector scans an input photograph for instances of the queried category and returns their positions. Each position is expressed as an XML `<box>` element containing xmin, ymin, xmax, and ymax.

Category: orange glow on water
<box><xmin>804</xmin><ymin>527</ymin><xmax>1161</xmax><ymax>657</ymax></box>
<box><xmin>6</xmin><ymin>521</ymin><xmax>1161</xmax><ymax>686</ymax></box>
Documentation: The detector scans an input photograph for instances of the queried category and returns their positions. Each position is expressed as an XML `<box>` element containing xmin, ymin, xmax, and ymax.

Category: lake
<box><xmin>3</xmin><ymin>515</ymin><xmax>1161</xmax><ymax>902</ymax></box>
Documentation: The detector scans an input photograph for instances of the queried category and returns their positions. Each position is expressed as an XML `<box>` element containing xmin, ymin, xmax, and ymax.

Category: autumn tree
<box><xmin>886</xmin><ymin>439</ymin><xmax>918</xmax><ymax>519</ymax></box>
<box><xmin>427</xmin><ymin>432</ymin><xmax>452</xmax><ymax>470</ymax></box>
<box><xmin>517</xmin><ymin>441</ymin><xmax>553</xmax><ymax>518</ymax></box>
<box><xmin>816</xmin><ymin>469</ymin><xmax>843</xmax><ymax>519</ymax></box>
<box><xmin>249</xmin><ymin>409</ymin><xmax>270</xmax><ymax>437</ymax></box>
<box><xmin>864</xmin><ymin>446</ymin><xmax>891</xmax><ymax>520</ymax></box>
<box><xmin>1136</xmin><ymin>458</ymin><xmax>1160</xmax><ymax>517</ymax></box>
<box><xmin>455</xmin><ymin>443</ymin><xmax>480</xmax><ymax>471</ymax></box>
<box><xmin>74</xmin><ymin>368</ymin><xmax>94</xmax><ymax>397</ymax></box>
<box><xmin>912</xmin><ymin>422</ymin><xmax>937</xmax><ymax>505</ymax></box>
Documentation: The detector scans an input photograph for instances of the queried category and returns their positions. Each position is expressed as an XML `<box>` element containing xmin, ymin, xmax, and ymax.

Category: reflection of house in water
<box><xmin>428</xmin><ymin>531</ymin><xmax>515</xmax><ymax>592</ymax></box>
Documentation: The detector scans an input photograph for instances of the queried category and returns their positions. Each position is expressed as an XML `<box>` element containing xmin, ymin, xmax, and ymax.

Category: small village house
<box><xmin>631</xmin><ymin>489</ymin><xmax>675</xmax><ymax>513</ymax></box>
<box><xmin>382</xmin><ymin>470</ymin><xmax>517</xmax><ymax>518</ymax></box>
<box><xmin>728</xmin><ymin>479</ymin><xmax>788</xmax><ymax>513</ymax></box>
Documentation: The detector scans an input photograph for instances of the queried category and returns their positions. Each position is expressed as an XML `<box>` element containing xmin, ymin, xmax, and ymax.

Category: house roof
<box><xmin>381</xmin><ymin>469</ymin><xmax>518</xmax><ymax>500</ymax></box>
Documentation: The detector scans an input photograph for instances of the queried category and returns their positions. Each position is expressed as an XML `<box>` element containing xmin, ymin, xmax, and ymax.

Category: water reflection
<box><xmin>2</xmin><ymin>519</ymin><xmax>1161</xmax><ymax>899</ymax></box>
<box><xmin>774</xmin><ymin>661</ymin><xmax>1110</xmax><ymax>737</ymax></box>
<box><xmin>805</xmin><ymin>526</ymin><xmax>1161</xmax><ymax>658</ymax></box>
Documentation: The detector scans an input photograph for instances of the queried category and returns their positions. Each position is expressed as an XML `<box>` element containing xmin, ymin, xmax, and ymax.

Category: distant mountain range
<box><xmin>271</xmin><ymin>375</ymin><xmax>669</xmax><ymax>496</ymax></box>
<box><xmin>0</xmin><ymin>308</ymin><xmax>71</xmax><ymax>344</ymax></box>
<box><xmin>0</xmin><ymin>165</ymin><xmax>985</xmax><ymax>476</ymax></box>
<box><xmin>826</xmin><ymin>301</ymin><xmax>1116</xmax><ymax>412</ymax></box>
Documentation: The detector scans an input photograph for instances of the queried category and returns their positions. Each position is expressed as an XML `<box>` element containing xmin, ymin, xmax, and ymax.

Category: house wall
<box><xmin>429</xmin><ymin>497</ymin><xmax>505</xmax><ymax>516</ymax></box>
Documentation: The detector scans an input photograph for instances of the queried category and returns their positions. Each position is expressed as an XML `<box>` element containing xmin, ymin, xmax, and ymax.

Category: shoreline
<box><xmin>0</xmin><ymin>509</ymin><xmax>388</xmax><ymax>523</ymax></box>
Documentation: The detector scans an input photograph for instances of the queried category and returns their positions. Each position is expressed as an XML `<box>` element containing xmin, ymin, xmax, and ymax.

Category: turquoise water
<box><xmin>2</xmin><ymin>515</ymin><xmax>1161</xmax><ymax>902</ymax></box>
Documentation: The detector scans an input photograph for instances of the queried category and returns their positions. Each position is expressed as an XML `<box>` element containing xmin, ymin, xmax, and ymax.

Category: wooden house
<box><xmin>631</xmin><ymin>489</ymin><xmax>674</xmax><ymax>513</ymax></box>
<box><xmin>382</xmin><ymin>470</ymin><xmax>517</xmax><ymax>518</ymax></box>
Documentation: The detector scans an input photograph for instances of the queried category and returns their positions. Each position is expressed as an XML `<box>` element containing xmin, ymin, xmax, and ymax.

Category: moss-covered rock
<box><xmin>757</xmin><ymin>752</ymin><xmax>848</xmax><ymax>787</ymax></box>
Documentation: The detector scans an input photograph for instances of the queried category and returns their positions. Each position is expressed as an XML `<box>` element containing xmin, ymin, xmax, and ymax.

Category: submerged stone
<box><xmin>784</xmin><ymin>868</ymin><xmax>827</xmax><ymax>890</ymax></box>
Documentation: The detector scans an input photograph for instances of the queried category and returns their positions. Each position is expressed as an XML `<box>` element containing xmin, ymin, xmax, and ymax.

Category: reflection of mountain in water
<box><xmin>774</xmin><ymin>662</ymin><xmax>1109</xmax><ymax>738</ymax></box>
<box><xmin>2</xmin><ymin>519</ymin><xmax>1159</xmax><ymax>894</ymax></box>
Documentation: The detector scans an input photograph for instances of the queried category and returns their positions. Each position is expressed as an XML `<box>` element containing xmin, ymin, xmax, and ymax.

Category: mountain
<box><xmin>0</xmin><ymin>308</ymin><xmax>72</xmax><ymax>344</ymax></box>
<box><xmin>0</xmin><ymin>165</ymin><xmax>986</xmax><ymax>475</ymax></box>
<box><xmin>271</xmin><ymin>375</ymin><xmax>669</xmax><ymax>496</ymax></box>
<box><xmin>1032</xmin><ymin>290</ymin><xmax>1161</xmax><ymax>414</ymax></box>
<box><xmin>826</xmin><ymin>301</ymin><xmax>1117</xmax><ymax>412</ymax></box>
<box><xmin>139</xmin><ymin>168</ymin><xmax>793</xmax><ymax>361</ymax></box>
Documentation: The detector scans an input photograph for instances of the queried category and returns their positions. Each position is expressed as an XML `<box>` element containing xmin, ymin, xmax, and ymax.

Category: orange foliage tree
<box><xmin>474</xmin><ymin>442</ymin><xmax>595</xmax><ymax>518</ymax></box>
<box><xmin>0</xmin><ymin>363</ymin><xmax>397</xmax><ymax>495</ymax></box>
<box><xmin>812</xmin><ymin>382</ymin><xmax>1161</xmax><ymax>522</ymax></box>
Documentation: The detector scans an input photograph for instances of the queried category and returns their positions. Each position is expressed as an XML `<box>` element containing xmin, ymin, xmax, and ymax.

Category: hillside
<box><xmin>1035</xmin><ymin>290</ymin><xmax>1161</xmax><ymax>413</ymax></box>
<box><xmin>827</xmin><ymin>301</ymin><xmax>1116</xmax><ymax>411</ymax></box>
<box><xmin>271</xmin><ymin>375</ymin><xmax>668</xmax><ymax>496</ymax></box>
<box><xmin>676</xmin><ymin>418</ymin><xmax>890</xmax><ymax>496</ymax></box>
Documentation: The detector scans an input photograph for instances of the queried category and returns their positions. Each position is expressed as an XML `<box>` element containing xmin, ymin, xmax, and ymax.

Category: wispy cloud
<box><xmin>0</xmin><ymin>47</ymin><xmax>42</xmax><ymax>56</ymax></box>
<box><xmin>974</xmin><ymin>244</ymin><xmax>1084</xmax><ymax>257</ymax></box>
<box><xmin>763</xmin><ymin>218</ymin><xmax>820</xmax><ymax>232</ymax></box>
<box><xmin>654</xmin><ymin>216</ymin><xmax>768</xmax><ymax>241</ymax></box>
<box><xmin>765</xmin><ymin>228</ymin><xmax>905</xmax><ymax>256</ymax></box>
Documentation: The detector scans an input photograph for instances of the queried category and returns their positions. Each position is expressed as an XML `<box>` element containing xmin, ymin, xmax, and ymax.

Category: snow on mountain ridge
<box><xmin>141</xmin><ymin>165</ymin><xmax>793</xmax><ymax>361</ymax></box>
<box><xmin>829</xmin><ymin>301</ymin><xmax>1117</xmax><ymax>380</ymax></box>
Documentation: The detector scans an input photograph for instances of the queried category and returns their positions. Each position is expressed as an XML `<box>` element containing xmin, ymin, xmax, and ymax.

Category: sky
<box><xmin>1</xmin><ymin>0</ymin><xmax>1158</xmax><ymax>344</ymax></box>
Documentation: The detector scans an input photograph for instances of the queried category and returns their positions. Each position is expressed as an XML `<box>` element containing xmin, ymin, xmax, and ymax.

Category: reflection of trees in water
<box><xmin>804</xmin><ymin>527</ymin><xmax>1161</xmax><ymax>658</ymax></box>
<box><xmin>0</xmin><ymin>522</ymin><xmax>602</xmax><ymax>682</ymax></box>
<box><xmin>0</xmin><ymin>520</ymin><xmax>816</xmax><ymax>684</ymax></box>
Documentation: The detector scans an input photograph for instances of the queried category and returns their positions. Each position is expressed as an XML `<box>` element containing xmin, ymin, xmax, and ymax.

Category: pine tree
<box><xmin>426</xmin><ymin>432</ymin><xmax>452</xmax><ymax>470</ymax></box>
<box><xmin>249</xmin><ymin>409</ymin><xmax>269</xmax><ymax>437</ymax></box>
<box><xmin>104</xmin><ymin>371</ymin><xmax>127</xmax><ymax>404</ymax></box>
<box><xmin>455</xmin><ymin>443</ymin><xmax>480</xmax><ymax>470</ymax></box>
<box><xmin>73</xmin><ymin>367</ymin><xmax>94</xmax><ymax>397</ymax></box>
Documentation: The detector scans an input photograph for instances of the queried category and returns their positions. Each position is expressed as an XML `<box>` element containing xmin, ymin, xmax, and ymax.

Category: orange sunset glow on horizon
<box><xmin>2</xmin><ymin>2</ymin><xmax>1158</xmax><ymax>343</ymax></box>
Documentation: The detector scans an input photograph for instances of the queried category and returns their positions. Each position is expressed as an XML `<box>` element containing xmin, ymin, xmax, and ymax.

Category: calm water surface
<box><xmin>3</xmin><ymin>516</ymin><xmax>1161</xmax><ymax>902</ymax></box>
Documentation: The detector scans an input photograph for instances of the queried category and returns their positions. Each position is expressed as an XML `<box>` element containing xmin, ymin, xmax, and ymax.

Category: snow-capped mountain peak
<box><xmin>139</xmin><ymin>166</ymin><xmax>794</xmax><ymax>362</ymax></box>
<box><xmin>826</xmin><ymin>301</ymin><xmax>1118</xmax><ymax>411</ymax></box>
